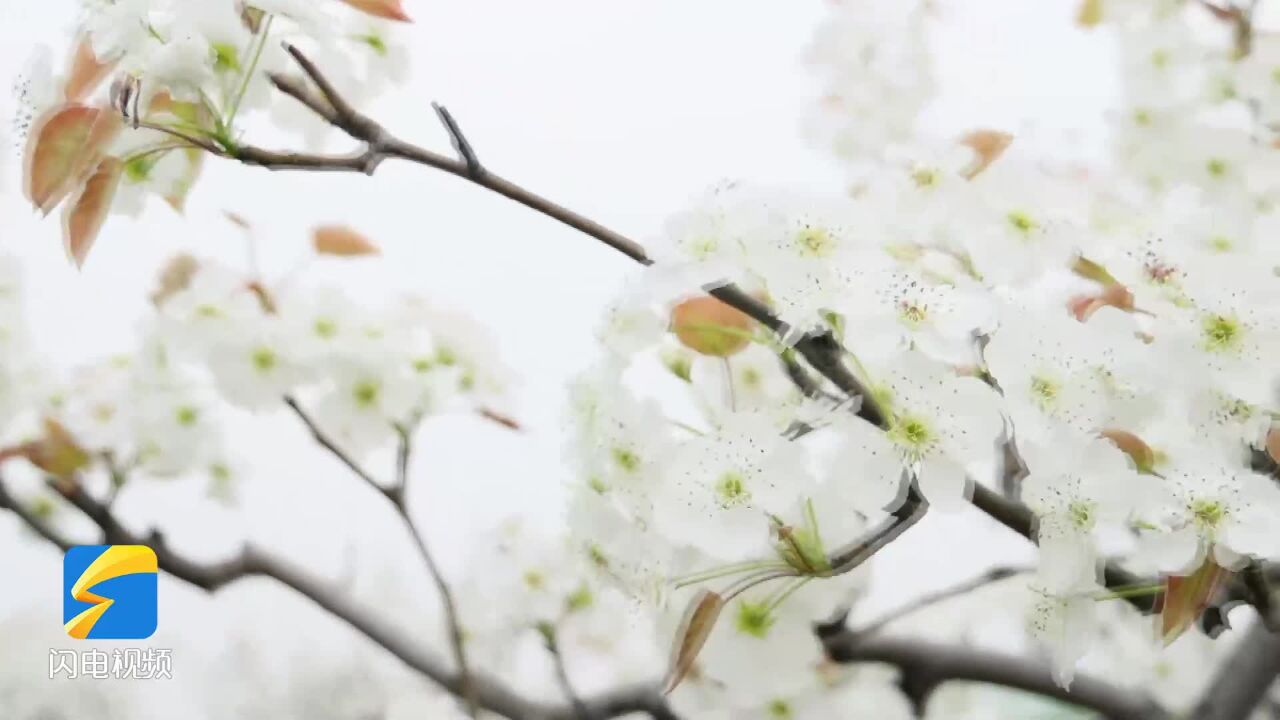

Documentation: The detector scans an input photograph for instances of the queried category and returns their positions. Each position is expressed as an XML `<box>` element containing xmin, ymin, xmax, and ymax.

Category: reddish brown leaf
<box><xmin>662</xmin><ymin>589</ymin><xmax>725</xmax><ymax>695</ymax></box>
<box><xmin>64</xmin><ymin>36</ymin><xmax>115</xmax><ymax>102</ymax></box>
<box><xmin>61</xmin><ymin>156</ymin><xmax>123</xmax><ymax>268</ymax></box>
<box><xmin>151</xmin><ymin>253</ymin><xmax>201</xmax><ymax>307</ymax></box>
<box><xmin>313</xmin><ymin>225</ymin><xmax>381</xmax><ymax>257</ymax></box>
<box><xmin>670</xmin><ymin>296</ymin><xmax>755</xmax><ymax>357</ymax></box>
<box><xmin>1160</xmin><ymin>557</ymin><xmax>1231</xmax><ymax>646</ymax></box>
<box><xmin>1266</xmin><ymin>426</ymin><xmax>1280</xmax><ymax>466</ymax></box>
<box><xmin>338</xmin><ymin>0</ymin><xmax>412</xmax><ymax>22</ymax></box>
<box><xmin>23</xmin><ymin>104</ymin><xmax>99</xmax><ymax>213</ymax></box>
<box><xmin>959</xmin><ymin>129</ymin><xmax>1014</xmax><ymax>179</ymax></box>
<box><xmin>1099</xmin><ymin>429</ymin><xmax>1156</xmax><ymax>473</ymax></box>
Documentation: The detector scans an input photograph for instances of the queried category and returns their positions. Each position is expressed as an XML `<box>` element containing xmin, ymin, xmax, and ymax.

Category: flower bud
<box><xmin>670</xmin><ymin>296</ymin><xmax>755</xmax><ymax>357</ymax></box>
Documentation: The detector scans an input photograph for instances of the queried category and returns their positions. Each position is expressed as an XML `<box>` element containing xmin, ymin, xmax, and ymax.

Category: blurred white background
<box><xmin>0</xmin><ymin>0</ymin><xmax>1118</xmax><ymax>716</ymax></box>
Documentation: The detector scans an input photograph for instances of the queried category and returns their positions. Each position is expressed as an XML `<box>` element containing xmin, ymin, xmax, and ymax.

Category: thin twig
<box><xmin>395</xmin><ymin>429</ymin><xmax>478</xmax><ymax>717</ymax></box>
<box><xmin>856</xmin><ymin>565</ymin><xmax>1028</xmax><ymax>637</ymax></box>
<box><xmin>284</xmin><ymin>396</ymin><xmax>389</xmax><ymax>500</ymax></box>
<box><xmin>433</xmin><ymin>103</ymin><xmax>484</xmax><ymax>179</ymax></box>
<box><xmin>544</xmin><ymin>624</ymin><xmax>592</xmax><ymax>720</ymax></box>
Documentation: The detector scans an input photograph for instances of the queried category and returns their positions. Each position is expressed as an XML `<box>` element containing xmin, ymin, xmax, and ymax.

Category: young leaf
<box><xmin>61</xmin><ymin>156</ymin><xmax>123</xmax><ymax>268</ymax></box>
<box><xmin>64</xmin><ymin>36</ymin><xmax>115</xmax><ymax>102</ymax></box>
<box><xmin>338</xmin><ymin>0</ymin><xmax>412</xmax><ymax>22</ymax></box>
<box><xmin>1160</xmin><ymin>557</ymin><xmax>1231</xmax><ymax>646</ymax></box>
<box><xmin>23</xmin><ymin>104</ymin><xmax>122</xmax><ymax>215</ymax></box>
<box><xmin>1099</xmin><ymin>429</ymin><xmax>1155</xmax><ymax>473</ymax></box>
<box><xmin>662</xmin><ymin>589</ymin><xmax>724</xmax><ymax>695</ymax></box>
<box><xmin>959</xmin><ymin>129</ymin><xmax>1014</xmax><ymax>179</ymax></box>
<box><xmin>313</xmin><ymin>225</ymin><xmax>381</xmax><ymax>257</ymax></box>
<box><xmin>1266</xmin><ymin>426</ymin><xmax>1280</xmax><ymax>466</ymax></box>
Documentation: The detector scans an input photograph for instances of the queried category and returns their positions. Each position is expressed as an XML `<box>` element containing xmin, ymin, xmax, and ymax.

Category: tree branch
<box><xmin>90</xmin><ymin>44</ymin><xmax>1272</xmax><ymax>718</ymax></box>
<box><xmin>542</xmin><ymin>624</ymin><xmax>591</xmax><ymax>720</ymax></box>
<box><xmin>969</xmin><ymin>483</ymin><xmax>1155</xmax><ymax>613</ymax></box>
<box><xmin>395</xmin><ymin>428</ymin><xmax>478</xmax><ymax>717</ymax></box>
<box><xmin>285</xmin><ymin>397</ymin><xmax>478</xmax><ymax>714</ymax></box>
<box><xmin>0</xmin><ymin>468</ymin><xmax>672</xmax><ymax>720</ymax></box>
<box><xmin>1190</xmin><ymin>620</ymin><xmax>1280</xmax><ymax>720</ymax></box>
<box><xmin>820</xmin><ymin>632</ymin><xmax>1170</xmax><ymax>720</ymax></box>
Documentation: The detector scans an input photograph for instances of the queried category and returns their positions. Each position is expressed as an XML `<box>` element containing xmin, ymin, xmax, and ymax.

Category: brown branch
<box><xmin>285</xmin><ymin>396</ymin><xmax>389</xmax><ymax>501</ymax></box>
<box><xmin>1190</xmin><ymin>620</ymin><xmax>1280</xmax><ymax>720</ymax></box>
<box><xmin>969</xmin><ymin>483</ymin><xmax>1155</xmax><ymax>613</ymax></box>
<box><xmin>820</xmin><ymin>633</ymin><xmax>1170</xmax><ymax>720</ymax></box>
<box><xmin>0</xmin><ymin>469</ymin><xmax>671</xmax><ymax>720</ymax></box>
<box><xmin>542</xmin><ymin>624</ymin><xmax>591</xmax><ymax>720</ymax></box>
<box><xmin>284</xmin><ymin>397</ymin><xmax>478</xmax><ymax>715</ymax></box>
<box><xmin>144</xmin><ymin>44</ymin><xmax>1273</xmax><ymax>716</ymax></box>
<box><xmin>0</xmin><ymin>471</ymin><xmax>76</xmax><ymax>551</ymax></box>
<box><xmin>395</xmin><ymin>428</ymin><xmax>478</xmax><ymax>717</ymax></box>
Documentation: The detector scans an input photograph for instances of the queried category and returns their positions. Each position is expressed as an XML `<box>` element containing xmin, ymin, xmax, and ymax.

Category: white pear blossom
<box><xmin>652</xmin><ymin>410</ymin><xmax>812</xmax><ymax>559</ymax></box>
<box><xmin>1020</xmin><ymin>431</ymin><xmax>1155</xmax><ymax>591</ymax></box>
<box><xmin>828</xmin><ymin>350</ymin><xmax>1002</xmax><ymax>512</ymax></box>
<box><xmin>1148</xmin><ymin>456</ymin><xmax>1280</xmax><ymax>572</ymax></box>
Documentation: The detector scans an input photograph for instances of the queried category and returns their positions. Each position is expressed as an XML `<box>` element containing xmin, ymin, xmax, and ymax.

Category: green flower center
<box><xmin>611</xmin><ymin>447</ymin><xmax>640</xmax><ymax>472</ymax></box>
<box><xmin>314</xmin><ymin>318</ymin><xmax>338</xmax><ymax>338</ymax></box>
<box><xmin>1200</xmin><ymin>314</ymin><xmax>1242</xmax><ymax>353</ymax></box>
<box><xmin>1030</xmin><ymin>375</ymin><xmax>1059</xmax><ymax>409</ymax></box>
<box><xmin>175</xmin><ymin>406</ymin><xmax>199</xmax><ymax>427</ymax></box>
<box><xmin>767</xmin><ymin>699</ymin><xmax>793</xmax><ymax>719</ymax></box>
<box><xmin>911</xmin><ymin>167</ymin><xmax>939</xmax><ymax>187</ymax></box>
<box><xmin>687</xmin><ymin>236</ymin><xmax>719</xmax><ymax>259</ymax></box>
<box><xmin>352</xmin><ymin>380</ymin><xmax>379</xmax><ymax>408</ymax></box>
<box><xmin>358</xmin><ymin>33</ymin><xmax>388</xmax><ymax>56</ymax></box>
<box><xmin>794</xmin><ymin>227</ymin><xmax>835</xmax><ymax>257</ymax></box>
<box><xmin>565</xmin><ymin>585</ymin><xmax>593</xmax><ymax>613</ymax></box>
<box><xmin>587</xmin><ymin>543</ymin><xmax>609</xmax><ymax>569</ymax></box>
<box><xmin>1068</xmin><ymin>500</ymin><xmax>1094</xmax><ymax>529</ymax></box>
<box><xmin>212</xmin><ymin>42</ymin><xmax>241</xmax><ymax>72</ymax></box>
<box><xmin>734</xmin><ymin>601</ymin><xmax>775</xmax><ymax>639</ymax></box>
<box><xmin>715</xmin><ymin>471</ymin><xmax>751</xmax><ymax>508</ymax></box>
<box><xmin>1190</xmin><ymin>499</ymin><xmax>1226</xmax><ymax>529</ymax></box>
<box><xmin>251</xmin><ymin>347</ymin><xmax>278</xmax><ymax>372</ymax></box>
<box><xmin>898</xmin><ymin>301</ymin><xmax>927</xmax><ymax>328</ymax></box>
<box><xmin>1206</xmin><ymin>158</ymin><xmax>1229</xmax><ymax>178</ymax></box>
<box><xmin>890</xmin><ymin>415</ymin><xmax>934</xmax><ymax>457</ymax></box>
<box><xmin>1007</xmin><ymin>210</ymin><xmax>1039</xmax><ymax>235</ymax></box>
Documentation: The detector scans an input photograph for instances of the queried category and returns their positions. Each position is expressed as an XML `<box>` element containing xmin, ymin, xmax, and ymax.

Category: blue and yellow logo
<box><xmin>63</xmin><ymin>545</ymin><xmax>158</xmax><ymax>640</ymax></box>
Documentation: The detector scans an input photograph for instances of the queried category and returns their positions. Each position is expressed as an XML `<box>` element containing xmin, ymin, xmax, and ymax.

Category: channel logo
<box><xmin>63</xmin><ymin>545</ymin><xmax>158</xmax><ymax>640</ymax></box>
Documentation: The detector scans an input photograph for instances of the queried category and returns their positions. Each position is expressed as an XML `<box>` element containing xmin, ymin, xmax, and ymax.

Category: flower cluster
<box><xmin>0</xmin><ymin>240</ymin><xmax>504</xmax><ymax>505</ymax></box>
<box><xmin>566</xmin><ymin>0</ymin><xmax>1280</xmax><ymax>702</ymax></box>
<box><xmin>14</xmin><ymin>0</ymin><xmax>410</xmax><ymax>266</ymax></box>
